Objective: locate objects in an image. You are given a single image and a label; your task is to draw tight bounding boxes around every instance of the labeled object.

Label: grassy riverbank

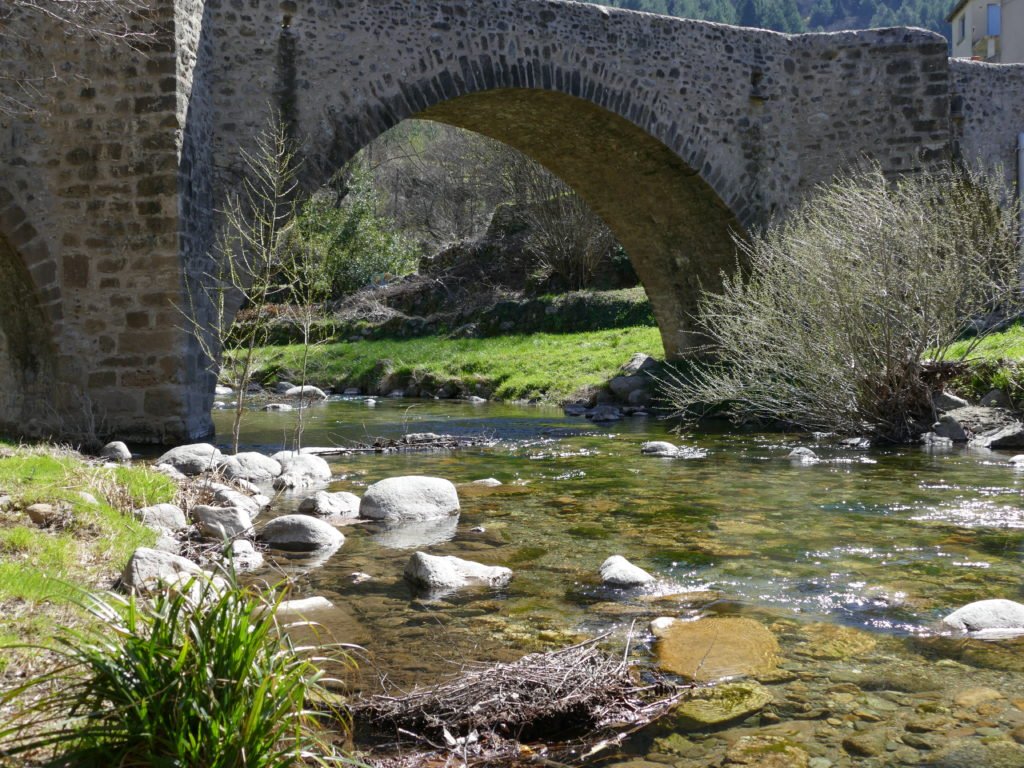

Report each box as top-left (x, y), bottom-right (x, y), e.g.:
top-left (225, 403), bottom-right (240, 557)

top-left (250, 326), bottom-right (664, 402)
top-left (0, 445), bottom-right (175, 667)
top-left (946, 324), bottom-right (1024, 402)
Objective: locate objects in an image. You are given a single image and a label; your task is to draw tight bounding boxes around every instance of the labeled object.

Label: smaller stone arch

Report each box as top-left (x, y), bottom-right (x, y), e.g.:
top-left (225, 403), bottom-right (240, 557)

top-left (0, 189), bottom-right (61, 437)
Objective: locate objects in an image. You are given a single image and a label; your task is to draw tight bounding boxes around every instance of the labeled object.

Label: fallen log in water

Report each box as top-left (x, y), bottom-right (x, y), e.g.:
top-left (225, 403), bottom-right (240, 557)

top-left (350, 634), bottom-right (692, 767)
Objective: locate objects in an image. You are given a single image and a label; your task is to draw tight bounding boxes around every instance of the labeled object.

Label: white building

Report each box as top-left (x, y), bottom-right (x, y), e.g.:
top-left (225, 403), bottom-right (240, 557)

top-left (947, 0), bottom-right (1024, 62)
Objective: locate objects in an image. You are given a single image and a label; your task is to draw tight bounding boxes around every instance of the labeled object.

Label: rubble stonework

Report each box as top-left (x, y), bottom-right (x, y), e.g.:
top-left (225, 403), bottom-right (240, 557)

top-left (0, 0), bottom-right (1020, 443)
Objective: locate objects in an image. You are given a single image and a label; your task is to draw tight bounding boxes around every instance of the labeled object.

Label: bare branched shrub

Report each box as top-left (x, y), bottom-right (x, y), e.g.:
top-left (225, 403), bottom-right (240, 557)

top-left (662, 164), bottom-right (1023, 442)
top-left (506, 161), bottom-right (617, 291)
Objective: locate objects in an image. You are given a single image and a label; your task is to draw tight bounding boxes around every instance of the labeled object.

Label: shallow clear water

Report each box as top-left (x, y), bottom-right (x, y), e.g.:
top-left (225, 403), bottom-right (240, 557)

top-left (214, 397), bottom-right (1024, 766)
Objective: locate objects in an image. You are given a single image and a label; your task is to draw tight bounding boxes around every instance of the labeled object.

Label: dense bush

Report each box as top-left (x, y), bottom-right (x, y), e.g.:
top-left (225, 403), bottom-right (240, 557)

top-left (0, 577), bottom-right (352, 767)
top-left (295, 167), bottom-right (419, 299)
top-left (662, 165), bottom-right (1023, 442)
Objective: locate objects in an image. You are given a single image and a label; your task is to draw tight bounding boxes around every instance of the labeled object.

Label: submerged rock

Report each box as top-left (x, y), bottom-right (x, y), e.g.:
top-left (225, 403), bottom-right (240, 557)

top-left (370, 516), bottom-right (459, 549)
top-left (263, 403), bottom-right (293, 412)
top-left (943, 599), bottom-right (1024, 636)
top-left (725, 735), bottom-right (809, 768)
top-left (652, 616), bottom-right (780, 682)
top-left (672, 681), bottom-right (774, 730)
top-left (787, 447), bottom-right (818, 463)
top-left (360, 476), bottom-right (460, 521)
top-left (600, 555), bottom-right (655, 587)
top-left (403, 551), bottom-right (512, 591)
top-left (155, 443), bottom-right (223, 476)
top-left (259, 513), bottom-right (344, 552)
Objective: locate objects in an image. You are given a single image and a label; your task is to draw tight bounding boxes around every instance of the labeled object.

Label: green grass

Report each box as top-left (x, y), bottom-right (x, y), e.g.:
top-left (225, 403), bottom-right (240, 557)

top-left (251, 326), bottom-right (664, 402)
top-left (945, 323), bottom-right (1024, 361)
top-left (0, 580), bottom-right (352, 767)
top-left (0, 448), bottom-right (174, 661)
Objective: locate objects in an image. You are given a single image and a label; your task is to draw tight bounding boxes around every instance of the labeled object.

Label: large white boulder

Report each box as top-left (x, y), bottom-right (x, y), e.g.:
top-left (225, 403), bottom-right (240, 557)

top-left (943, 599), bottom-right (1024, 637)
top-left (100, 441), bottom-right (132, 462)
top-left (259, 514), bottom-right (344, 552)
top-left (218, 452), bottom-right (282, 482)
top-left (641, 441), bottom-right (679, 458)
top-left (155, 443), bottom-right (223, 476)
top-left (271, 452), bottom-right (332, 490)
top-left (133, 503), bottom-right (188, 532)
top-left (120, 547), bottom-right (203, 593)
top-left (360, 476), bottom-right (460, 521)
top-left (403, 552), bottom-right (512, 591)
top-left (298, 490), bottom-right (360, 518)
top-left (284, 385), bottom-right (328, 400)
top-left (600, 555), bottom-right (655, 588)
top-left (276, 596), bottom-right (334, 616)
top-left (192, 504), bottom-right (252, 540)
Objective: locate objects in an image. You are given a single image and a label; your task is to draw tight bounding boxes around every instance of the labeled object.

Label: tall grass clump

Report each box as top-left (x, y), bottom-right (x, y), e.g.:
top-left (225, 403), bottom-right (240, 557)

top-left (663, 164), bottom-right (1023, 441)
top-left (0, 577), bottom-right (352, 767)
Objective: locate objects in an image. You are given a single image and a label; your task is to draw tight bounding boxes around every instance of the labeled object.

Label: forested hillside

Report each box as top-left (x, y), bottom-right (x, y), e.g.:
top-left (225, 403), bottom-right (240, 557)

top-left (591, 0), bottom-right (953, 38)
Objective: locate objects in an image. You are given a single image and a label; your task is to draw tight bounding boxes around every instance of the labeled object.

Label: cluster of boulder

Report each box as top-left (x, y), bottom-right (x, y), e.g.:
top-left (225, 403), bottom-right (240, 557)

top-left (563, 353), bottom-right (661, 422)
top-left (928, 389), bottom-right (1024, 448)
top-left (105, 436), bottom-right (677, 601)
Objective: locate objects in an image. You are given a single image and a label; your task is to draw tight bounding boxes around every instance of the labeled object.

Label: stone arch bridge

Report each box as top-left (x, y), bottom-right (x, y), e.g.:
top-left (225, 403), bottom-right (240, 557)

top-left (1, 0), bottom-right (1022, 443)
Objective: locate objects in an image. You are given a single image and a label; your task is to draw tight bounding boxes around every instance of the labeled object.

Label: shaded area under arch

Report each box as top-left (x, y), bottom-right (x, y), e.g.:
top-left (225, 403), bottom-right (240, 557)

top-left (413, 89), bottom-right (743, 358)
top-left (0, 233), bottom-right (58, 437)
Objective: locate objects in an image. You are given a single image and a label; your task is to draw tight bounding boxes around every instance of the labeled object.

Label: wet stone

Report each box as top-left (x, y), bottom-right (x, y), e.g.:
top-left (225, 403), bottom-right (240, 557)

top-left (842, 730), bottom-right (887, 757)
top-left (653, 616), bottom-right (780, 682)
top-left (724, 734), bottom-right (809, 767)
top-left (672, 681), bottom-right (774, 730)
top-left (796, 623), bottom-right (877, 660)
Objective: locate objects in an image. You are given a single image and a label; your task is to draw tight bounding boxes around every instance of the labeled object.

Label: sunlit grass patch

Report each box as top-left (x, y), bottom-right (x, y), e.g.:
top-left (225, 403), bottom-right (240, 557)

top-left (0, 448), bottom-right (175, 668)
top-left (252, 326), bottom-right (664, 402)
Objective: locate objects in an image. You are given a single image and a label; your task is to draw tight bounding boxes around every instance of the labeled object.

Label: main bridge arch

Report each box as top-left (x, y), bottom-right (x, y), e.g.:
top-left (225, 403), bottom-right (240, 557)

top-left (322, 89), bottom-right (744, 359)
top-left (205, 0), bottom-right (952, 360)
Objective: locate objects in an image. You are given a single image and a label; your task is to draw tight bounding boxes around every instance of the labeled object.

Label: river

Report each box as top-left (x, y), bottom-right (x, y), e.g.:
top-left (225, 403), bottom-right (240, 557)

top-left (213, 396), bottom-right (1024, 766)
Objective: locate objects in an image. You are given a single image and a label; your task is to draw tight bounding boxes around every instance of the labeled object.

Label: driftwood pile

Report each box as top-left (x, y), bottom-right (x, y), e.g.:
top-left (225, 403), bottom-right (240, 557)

top-left (351, 636), bottom-right (691, 767)
top-left (308, 432), bottom-right (496, 456)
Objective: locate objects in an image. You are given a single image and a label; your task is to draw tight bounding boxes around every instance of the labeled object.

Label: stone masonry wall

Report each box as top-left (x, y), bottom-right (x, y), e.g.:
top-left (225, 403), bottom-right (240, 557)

top-left (0, 0), bottom-right (212, 442)
top-left (950, 60), bottom-right (1024, 187)
top-left (202, 1), bottom-right (951, 356)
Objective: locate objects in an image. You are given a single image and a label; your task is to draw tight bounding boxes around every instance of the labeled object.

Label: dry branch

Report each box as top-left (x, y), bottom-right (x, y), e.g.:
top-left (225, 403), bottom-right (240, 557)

top-left (352, 636), bottom-right (691, 767)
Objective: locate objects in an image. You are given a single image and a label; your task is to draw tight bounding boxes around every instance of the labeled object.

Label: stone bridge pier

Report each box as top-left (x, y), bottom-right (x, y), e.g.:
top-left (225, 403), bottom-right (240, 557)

top-left (0, 0), bottom-right (1022, 444)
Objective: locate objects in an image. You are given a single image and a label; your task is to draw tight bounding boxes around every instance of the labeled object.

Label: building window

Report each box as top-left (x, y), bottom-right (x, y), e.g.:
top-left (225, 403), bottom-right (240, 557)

top-left (958, 14), bottom-right (966, 42)
top-left (987, 3), bottom-right (1001, 35)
